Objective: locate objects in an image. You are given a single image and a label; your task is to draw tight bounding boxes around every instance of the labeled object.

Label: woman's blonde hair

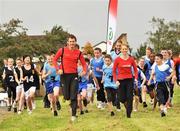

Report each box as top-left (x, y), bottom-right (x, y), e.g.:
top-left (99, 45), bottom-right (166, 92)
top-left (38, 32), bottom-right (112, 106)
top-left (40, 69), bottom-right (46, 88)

top-left (120, 43), bottom-right (129, 49)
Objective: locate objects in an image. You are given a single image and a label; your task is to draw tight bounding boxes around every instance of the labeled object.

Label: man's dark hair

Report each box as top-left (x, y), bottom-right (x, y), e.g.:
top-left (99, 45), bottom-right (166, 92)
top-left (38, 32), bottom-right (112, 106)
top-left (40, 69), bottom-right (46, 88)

top-left (104, 54), bottom-right (112, 61)
top-left (23, 55), bottom-right (32, 61)
top-left (50, 51), bottom-right (55, 55)
top-left (67, 34), bottom-right (77, 42)
top-left (85, 58), bottom-right (90, 64)
top-left (155, 53), bottom-right (163, 59)
top-left (75, 44), bottom-right (80, 49)
top-left (94, 47), bottom-right (102, 53)
top-left (146, 47), bottom-right (153, 53)
top-left (102, 51), bottom-right (106, 55)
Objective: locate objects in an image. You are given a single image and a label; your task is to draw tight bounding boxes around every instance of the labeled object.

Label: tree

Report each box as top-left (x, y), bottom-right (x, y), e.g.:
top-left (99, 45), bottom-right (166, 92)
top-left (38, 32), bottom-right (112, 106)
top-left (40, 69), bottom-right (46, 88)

top-left (136, 17), bottom-right (180, 58)
top-left (0, 18), bottom-right (28, 47)
top-left (135, 43), bottom-right (147, 58)
top-left (147, 17), bottom-right (180, 54)
top-left (83, 42), bottom-right (94, 55)
top-left (44, 25), bottom-right (69, 46)
top-left (0, 19), bottom-right (70, 69)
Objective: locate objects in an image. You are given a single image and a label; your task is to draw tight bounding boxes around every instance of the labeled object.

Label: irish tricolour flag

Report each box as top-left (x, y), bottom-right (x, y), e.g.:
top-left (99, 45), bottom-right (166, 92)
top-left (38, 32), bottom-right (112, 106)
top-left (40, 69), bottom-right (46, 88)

top-left (106, 0), bottom-right (118, 54)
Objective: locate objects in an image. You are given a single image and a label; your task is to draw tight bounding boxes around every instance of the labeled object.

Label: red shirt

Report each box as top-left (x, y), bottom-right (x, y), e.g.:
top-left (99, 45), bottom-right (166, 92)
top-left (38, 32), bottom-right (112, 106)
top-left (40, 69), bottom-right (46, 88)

top-left (53, 47), bottom-right (87, 74)
top-left (113, 56), bottom-right (138, 81)
top-left (174, 58), bottom-right (180, 67)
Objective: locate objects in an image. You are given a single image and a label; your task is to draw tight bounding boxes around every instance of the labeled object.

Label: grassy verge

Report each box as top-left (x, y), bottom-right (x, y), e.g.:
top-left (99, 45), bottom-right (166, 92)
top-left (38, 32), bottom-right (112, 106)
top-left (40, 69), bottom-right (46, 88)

top-left (0, 87), bottom-right (180, 131)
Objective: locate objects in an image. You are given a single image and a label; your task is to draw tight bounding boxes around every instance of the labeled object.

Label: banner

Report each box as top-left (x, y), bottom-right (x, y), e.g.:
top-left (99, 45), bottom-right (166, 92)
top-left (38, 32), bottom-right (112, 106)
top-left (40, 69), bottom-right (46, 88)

top-left (106, 0), bottom-right (118, 54)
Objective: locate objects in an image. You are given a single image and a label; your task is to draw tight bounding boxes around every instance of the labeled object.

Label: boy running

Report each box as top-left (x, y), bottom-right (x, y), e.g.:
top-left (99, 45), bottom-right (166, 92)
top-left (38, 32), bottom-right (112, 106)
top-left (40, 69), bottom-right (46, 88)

top-left (148, 54), bottom-right (174, 117)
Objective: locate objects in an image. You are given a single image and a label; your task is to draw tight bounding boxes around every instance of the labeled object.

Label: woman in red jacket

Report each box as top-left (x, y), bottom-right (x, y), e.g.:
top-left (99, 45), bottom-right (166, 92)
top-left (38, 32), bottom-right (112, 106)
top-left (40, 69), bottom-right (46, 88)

top-left (113, 43), bottom-right (138, 118)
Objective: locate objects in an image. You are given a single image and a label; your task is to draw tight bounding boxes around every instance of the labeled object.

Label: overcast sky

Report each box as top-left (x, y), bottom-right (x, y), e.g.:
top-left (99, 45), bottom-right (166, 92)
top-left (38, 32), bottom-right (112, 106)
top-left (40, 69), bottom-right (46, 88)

top-left (0, 0), bottom-right (180, 51)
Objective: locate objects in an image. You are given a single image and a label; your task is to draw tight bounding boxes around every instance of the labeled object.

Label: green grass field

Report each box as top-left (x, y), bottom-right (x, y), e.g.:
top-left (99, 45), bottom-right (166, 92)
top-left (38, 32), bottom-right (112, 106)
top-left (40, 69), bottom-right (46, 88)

top-left (0, 87), bottom-right (180, 131)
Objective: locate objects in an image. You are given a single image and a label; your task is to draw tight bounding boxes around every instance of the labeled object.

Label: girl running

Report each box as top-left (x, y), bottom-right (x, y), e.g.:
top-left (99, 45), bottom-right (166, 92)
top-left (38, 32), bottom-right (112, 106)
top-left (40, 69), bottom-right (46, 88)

top-left (102, 55), bottom-right (118, 116)
top-left (42, 55), bottom-right (60, 116)
top-left (2, 58), bottom-right (18, 112)
top-left (22, 55), bottom-right (38, 114)
top-left (113, 43), bottom-right (138, 118)
top-left (13, 58), bottom-right (24, 114)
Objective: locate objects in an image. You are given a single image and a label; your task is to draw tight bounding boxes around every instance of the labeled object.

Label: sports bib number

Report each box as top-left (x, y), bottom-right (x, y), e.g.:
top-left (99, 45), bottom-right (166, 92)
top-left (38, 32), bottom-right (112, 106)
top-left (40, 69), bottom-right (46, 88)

top-left (27, 75), bottom-right (34, 83)
top-left (9, 76), bottom-right (14, 82)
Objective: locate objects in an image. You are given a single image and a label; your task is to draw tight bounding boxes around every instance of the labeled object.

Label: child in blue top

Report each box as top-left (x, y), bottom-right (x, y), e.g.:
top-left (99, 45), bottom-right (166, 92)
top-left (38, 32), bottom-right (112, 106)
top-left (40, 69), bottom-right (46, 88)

top-left (77, 59), bottom-right (89, 115)
top-left (133, 67), bottom-right (146, 112)
top-left (42, 55), bottom-right (61, 116)
top-left (102, 55), bottom-right (117, 116)
top-left (143, 53), bottom-right (156, 108)
top-left (90, 48), bottom-right (106, 109)
top-left (148, 54), bottom-right (173, 117)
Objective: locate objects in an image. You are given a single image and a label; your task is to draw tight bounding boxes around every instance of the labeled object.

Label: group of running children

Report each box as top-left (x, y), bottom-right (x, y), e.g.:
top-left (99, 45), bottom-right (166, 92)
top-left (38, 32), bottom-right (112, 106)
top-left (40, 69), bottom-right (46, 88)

top-left (1, 38), bottom-right (180, 119)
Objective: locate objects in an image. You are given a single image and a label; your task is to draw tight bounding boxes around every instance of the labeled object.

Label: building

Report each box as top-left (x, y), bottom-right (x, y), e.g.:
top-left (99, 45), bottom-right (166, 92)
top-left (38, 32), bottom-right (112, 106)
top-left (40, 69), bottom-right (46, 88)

top-left (92, 41), bottom-right (107, 52)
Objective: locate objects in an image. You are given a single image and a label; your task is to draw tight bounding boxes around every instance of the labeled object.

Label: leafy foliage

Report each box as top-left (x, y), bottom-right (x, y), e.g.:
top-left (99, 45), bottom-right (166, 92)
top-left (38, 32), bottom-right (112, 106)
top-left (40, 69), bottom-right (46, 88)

top-left (136, 17), bottom-right (180, 58)
top-left (83, 42), bottom-right (94, 55)
top-left (0, 18), bottom-right (69, 72)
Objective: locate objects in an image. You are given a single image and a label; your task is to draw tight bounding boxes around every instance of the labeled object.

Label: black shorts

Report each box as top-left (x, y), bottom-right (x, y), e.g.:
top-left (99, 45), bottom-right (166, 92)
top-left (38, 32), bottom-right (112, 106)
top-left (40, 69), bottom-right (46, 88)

top-left (7, 84), bottom-right (16, 100)
top-left (117, 78), bottom-right (133, 103)
top-left (105, 88), bottom-right (116, 102)
top-left (156, 82), bottom-right (169, 105)
top-left (60, 73), bottom-right (78, 100)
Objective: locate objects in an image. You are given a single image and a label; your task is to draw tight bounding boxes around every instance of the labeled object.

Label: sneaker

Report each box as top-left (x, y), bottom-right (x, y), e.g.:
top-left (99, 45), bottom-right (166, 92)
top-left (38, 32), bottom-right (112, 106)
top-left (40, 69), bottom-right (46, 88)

top-left (32, 102), bottom-right (36, 110)
top-left (18, 110), bottom-right (22, 115)
top-left (164, 107), bottom-right (167, 114)
top-left (102, 102), bottom-right (106, 108)
top-left (54, 110), bottom-right (58, 116)
top-left (28, 110), bottom-right (32, 115)
top-left (161, 111), bottom-right (166, 117)
top-left (97, 101), bottom-right (102, 109)
top-left (12, 101), bottom-right (16, 109)
top-left (100, 106), bottom-right (105, 110)
top-left (100, 102), bottom-right (106, 110)
top-left (7, 106), bottom-right (11, 111)
top-left (134, 109), bottom-right (137, 112)
top-left (80, 110), bottom-right (84, 115)
top-left (14, 107), bottom-right (17, 113)
top-left (143, 102), bottom-right (148, 108)
top-left (111, 111), bottom-right (115, 116)
top-left (84, 109), bottom-right (89, 113)
top-left (150, 99), bottom-right (154, 105)
top-left (71, 116), bottom-right (77, 122)
top-left (116, 106), bottom-right (121, 112)
top-left (56, 101), bottom-right (61, 111)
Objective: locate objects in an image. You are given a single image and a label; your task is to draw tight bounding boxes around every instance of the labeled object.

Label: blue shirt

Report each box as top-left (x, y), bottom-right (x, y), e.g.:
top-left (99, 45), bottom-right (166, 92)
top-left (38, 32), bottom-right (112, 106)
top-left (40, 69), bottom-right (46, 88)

top-left (78, 64), bottom-right (89, 83)
top-left (102, 64), bottom-right (117, 89)
top-left (137, 68), bottom-right (145, 88)
top-left (44, 63), bottom-right (60, 83)
top-left (154, 64), bottom-right (172, 82)
top-left (110, 50), bottom-right (121, 62)
top-left (90, 57), bottom-right (104, 78)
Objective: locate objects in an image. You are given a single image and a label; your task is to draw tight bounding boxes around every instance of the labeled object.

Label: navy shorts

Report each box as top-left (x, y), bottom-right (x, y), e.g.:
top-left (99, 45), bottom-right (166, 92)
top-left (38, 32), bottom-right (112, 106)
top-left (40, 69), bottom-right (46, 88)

top-left (46, 81), bottom-right (60, 94)
top-left (78, 81), bottom-right (88, 93)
